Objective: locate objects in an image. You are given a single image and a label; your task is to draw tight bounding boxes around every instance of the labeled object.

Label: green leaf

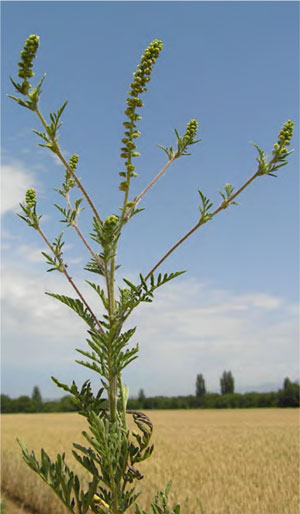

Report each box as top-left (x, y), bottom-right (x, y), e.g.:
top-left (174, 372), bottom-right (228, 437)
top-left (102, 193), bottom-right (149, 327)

top-left (51, 376), bottom-right (73, 393)
top-left (84, 254), bottom-right (105, 276)
top-left (32, 129), bottom-right (50, 143)
top-left (45, 293), bottom-right (95, 328)
top-left (75, 359), bottom-right (103, 376)
top-left (123, 278), bottom-right (138, 291)
top-left (7, 94), bottom-right (32, 109)
top-left (86, 280), bottom-right (108, 309)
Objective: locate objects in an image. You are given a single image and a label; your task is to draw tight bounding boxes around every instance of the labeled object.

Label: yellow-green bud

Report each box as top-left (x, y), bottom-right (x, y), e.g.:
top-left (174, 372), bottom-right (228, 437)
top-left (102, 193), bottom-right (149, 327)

top-left (119, 181), bottom-right (129, 191)
top-left (69, 154), bottom-right (79, 171)
top-left (25, 188), bottom-right (36, 208)
top-left (17, 35), bottom-right (40, 92)
top-left (126, 141), bottom-right (136, 149)
top-left (105, 215), bottom-right (118, 226)
top-left (183, 119), bottom-right (199, 144)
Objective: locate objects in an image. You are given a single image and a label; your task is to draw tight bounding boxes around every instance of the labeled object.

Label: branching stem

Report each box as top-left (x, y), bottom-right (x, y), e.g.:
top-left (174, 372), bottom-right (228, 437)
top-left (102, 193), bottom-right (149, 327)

top-left (126, 157), bottom-right (176, 221)
top-left (36, 225), bottom-right (104, 332)
top-left (72, 222), bottom-right (105, 274)
top-left (64, 192), bottom-right (105, 274)
top-left (35, 107), bottom-right (102, 223)
top-left (145, 168), bottom-right (261, 281)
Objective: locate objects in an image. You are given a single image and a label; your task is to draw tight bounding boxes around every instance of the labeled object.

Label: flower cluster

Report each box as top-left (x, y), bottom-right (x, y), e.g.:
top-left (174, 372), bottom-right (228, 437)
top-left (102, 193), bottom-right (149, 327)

top-left (182, 119), bottom-right (199, 146)
top-left (119, 40), bottom-right (163, 190)
top-left (128, 40), bottom-right (163, 101)
top-left (101, 215), bottom-right (119, 246)
top-left (25, 188), bottom-right (37, 208)
top-left (17, 35), bottom-right (40, 94)
top-left (272, 119), bottom-right (294, 158)
top-left (62, 154), bottom-right (78, 193)
top-left (255, 119), bottom-right (294, 176)
top-left (69, 154), bottom-right (79, 171)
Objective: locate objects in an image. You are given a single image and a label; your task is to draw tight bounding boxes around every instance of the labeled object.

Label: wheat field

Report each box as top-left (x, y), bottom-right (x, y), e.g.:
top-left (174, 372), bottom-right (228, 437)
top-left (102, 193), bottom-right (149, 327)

top-left (1, 409), bottom-right (299, 514)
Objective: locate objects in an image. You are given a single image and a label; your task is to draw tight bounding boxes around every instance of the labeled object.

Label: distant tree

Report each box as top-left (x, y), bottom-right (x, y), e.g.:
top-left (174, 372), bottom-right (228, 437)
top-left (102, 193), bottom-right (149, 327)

top-left (1, 394), bottom-right (14, 413)
top-left (32, 385), bottom-right (42, 403)
top-left (15, 395), bottom-right (35, 413)
top-left (138, 389), bottom-right (146, 408)
top-left (31, 385), bottom-right (42, 411)
top-left (283, 377), bottom-right (292, 390)
top-left (220, 370), bottom-right (235, 395)
top-left (43, 400), bottom-right (60, 413)
top-left (278, 377), bottom-right (300, 407)
top-left (58, 395), bottom-right (78, 412)
top-left (195, 374), bottom-right (206, 397)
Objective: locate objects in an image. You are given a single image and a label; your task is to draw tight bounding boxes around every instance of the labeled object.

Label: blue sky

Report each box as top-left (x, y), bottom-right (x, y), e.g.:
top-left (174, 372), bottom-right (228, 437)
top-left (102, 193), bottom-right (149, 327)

top-left (2, 1), bottom-right (299, 399)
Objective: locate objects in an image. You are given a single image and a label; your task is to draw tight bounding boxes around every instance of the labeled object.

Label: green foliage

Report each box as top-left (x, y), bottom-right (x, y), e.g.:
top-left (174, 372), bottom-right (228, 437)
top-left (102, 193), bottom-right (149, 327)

top-left (41, 232), bottom-right (66, 272)
top-left (135, 481), bottom-right (180, 514)
top-left (220, 370), bottom-right (235, 395)
top-left (46, 293), bottom-right (96, 328)
top-left (8, 33), bottom-right (295, 514)
top-left (278, 377), bottom-right (300, 407)
top-left (198, 190), bottom-right (213, 223)
top-left (2, 384), bottom-right (298, 414)
top-left (218, 183), bottom-right (239, 208)
top-left (195, 374), bottom-right (206, 398)
top-left (158, 119), bottom-right (201, 160)
top-left (17, 188), bottom-right (41, 229)
top-left (252, 120), bottom-right (294, 177)
top-left (32, 386), bottom-right (42, 411)
top-left (138, 389), bottom-right (146, 409)
top-left (33, 101), bottom-right (68, 151)
top-left (17, 438), bottom-right (97, 514)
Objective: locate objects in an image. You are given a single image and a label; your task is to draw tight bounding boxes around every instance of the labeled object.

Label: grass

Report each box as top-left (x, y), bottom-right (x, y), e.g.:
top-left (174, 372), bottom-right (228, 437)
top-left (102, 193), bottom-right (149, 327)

top-left (1, 409), bottom-right (299, 514)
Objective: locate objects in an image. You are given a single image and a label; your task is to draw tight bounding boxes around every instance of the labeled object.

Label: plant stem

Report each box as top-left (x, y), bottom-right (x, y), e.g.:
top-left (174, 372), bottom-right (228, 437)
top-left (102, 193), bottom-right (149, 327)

top-left (65, 190), bottom-right (104, 273)
top-left (35, 107), bottom-right (102, 223)
top-left (36, 225), bottom-right (104, 332)
top-left (144, 168), bottom-right (261, 280)
top-left (72, 222), bottom-right (105, 274)
top-left (127, 157), bottom-right (175, 219)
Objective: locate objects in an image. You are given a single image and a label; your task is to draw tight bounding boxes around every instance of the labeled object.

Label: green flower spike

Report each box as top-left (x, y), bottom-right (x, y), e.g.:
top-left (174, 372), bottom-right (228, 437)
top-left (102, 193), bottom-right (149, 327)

top-left (25, 188), bottom-right (37, 208)
top-left (119, 40), bottom-right (163, 187)
top-left (64, 154), bottom-right (79, 192)
top-left (182, 119), bottom-right (199, 146)
top-left (17, 35), bottom-right (40, 94)
top-left (267, 120), bottom-right (294, 176)
top-left (273, 120), bottom-right (294, 155)
top-left (69, 154), bottom-right (79, 171)
top-left (18, 188), bottom-right (41, 229)
top-left (252, 119), bottom-right (294, 177)
top-left (158, 119), bottom-right (201, 160)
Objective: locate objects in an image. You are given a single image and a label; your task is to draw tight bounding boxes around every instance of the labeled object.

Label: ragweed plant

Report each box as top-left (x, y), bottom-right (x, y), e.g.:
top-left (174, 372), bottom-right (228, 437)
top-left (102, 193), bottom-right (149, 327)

top-left (8, 35), bottom-right (294, 514)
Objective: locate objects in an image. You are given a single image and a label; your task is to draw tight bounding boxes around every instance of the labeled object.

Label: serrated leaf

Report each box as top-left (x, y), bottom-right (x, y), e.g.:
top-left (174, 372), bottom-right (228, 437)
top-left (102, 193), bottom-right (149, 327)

top-left (45, 293), bottom-right (95, 328)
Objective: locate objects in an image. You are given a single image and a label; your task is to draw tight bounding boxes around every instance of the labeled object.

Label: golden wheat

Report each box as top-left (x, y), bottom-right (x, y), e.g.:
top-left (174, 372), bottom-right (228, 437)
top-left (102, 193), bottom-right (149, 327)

top-left (1, 409), bottom-right (299, 514)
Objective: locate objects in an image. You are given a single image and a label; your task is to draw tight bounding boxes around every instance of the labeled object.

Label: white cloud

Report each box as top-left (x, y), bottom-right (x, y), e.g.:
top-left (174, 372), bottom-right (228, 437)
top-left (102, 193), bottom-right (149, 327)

top-left (1, 267), bottom-right (299, 397)
top-left (13, 242), bottom-right (83, 265)
top-left (17, 244), bottom-right (46, 263)
top-left (1, 161), bottom-right (37, 215)
top-left (126, 279), bottom-right (299, 394)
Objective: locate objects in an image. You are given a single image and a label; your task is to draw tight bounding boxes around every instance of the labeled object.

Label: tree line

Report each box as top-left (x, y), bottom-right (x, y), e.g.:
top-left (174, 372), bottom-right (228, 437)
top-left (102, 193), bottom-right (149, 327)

top-left (1, 374), bottom-right (299, 413)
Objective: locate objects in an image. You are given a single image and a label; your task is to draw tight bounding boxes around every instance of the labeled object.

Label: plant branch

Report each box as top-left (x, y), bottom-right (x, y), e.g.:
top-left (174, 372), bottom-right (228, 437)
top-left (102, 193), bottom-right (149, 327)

top-left (72, 222), bottom-right (105, 274)
top-left (36, 225), bottom-right (104, 332)
top-left (63, 192), bottom-right (105, 274)
top-left (35, 107), bottom-right (102, 223)
top-left (144, 168), bottom-right (261, 281)
top-left (125, 157), bottom-right (176, 222)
